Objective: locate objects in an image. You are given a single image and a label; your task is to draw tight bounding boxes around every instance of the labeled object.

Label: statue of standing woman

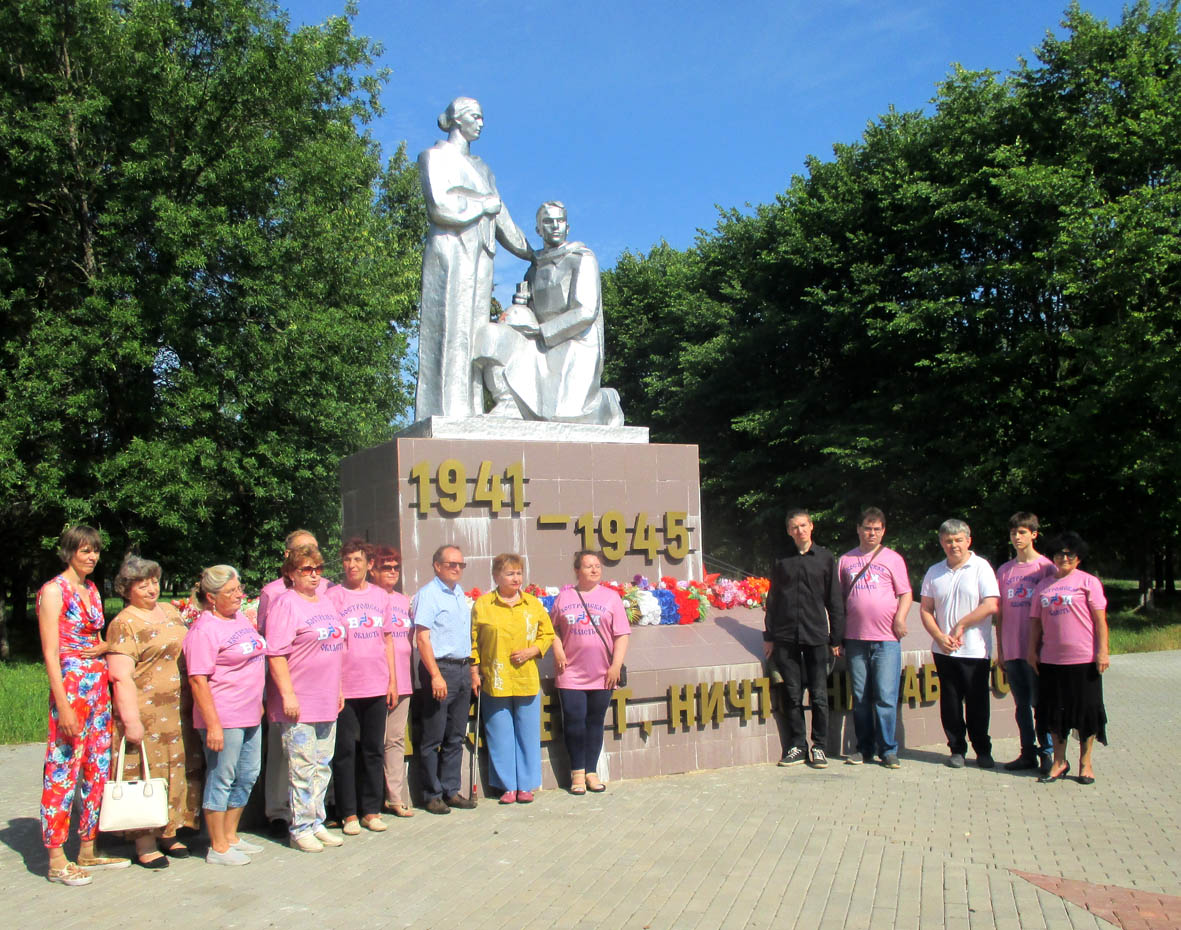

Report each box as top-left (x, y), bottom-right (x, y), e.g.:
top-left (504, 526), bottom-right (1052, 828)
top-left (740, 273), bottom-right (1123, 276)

top-left (414, 97), bottom-right (533, 420)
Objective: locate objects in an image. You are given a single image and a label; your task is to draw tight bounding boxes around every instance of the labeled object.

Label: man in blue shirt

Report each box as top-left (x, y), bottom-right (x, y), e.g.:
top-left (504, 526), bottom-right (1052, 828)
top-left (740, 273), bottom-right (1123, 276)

top-left (413, 545), bottom-right (477, 813)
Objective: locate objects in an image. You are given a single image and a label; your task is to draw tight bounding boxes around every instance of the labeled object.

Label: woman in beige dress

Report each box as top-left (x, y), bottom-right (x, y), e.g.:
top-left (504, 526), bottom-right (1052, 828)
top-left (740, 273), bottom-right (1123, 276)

top-left (106, 555), bottom-right (204, 868)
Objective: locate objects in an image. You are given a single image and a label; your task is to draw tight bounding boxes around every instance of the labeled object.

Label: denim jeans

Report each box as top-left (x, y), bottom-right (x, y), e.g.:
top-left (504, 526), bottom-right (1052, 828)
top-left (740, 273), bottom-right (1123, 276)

top-left (200, 724), bottom-right (262, 811)
top-left (845, 639), bottom-right (902, 758)
top-left (482, 693), bottom-right (541, 792)
top-left (1003, 659), bottom-right (1052, 759)
top-left (558, 688), bottom-right (613, 772)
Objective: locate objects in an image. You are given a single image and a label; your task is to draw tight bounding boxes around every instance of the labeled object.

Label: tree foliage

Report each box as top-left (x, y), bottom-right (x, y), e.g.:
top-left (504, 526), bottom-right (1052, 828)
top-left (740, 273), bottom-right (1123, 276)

top-left (604, 1), bottom-right (1181, 581)
top-left (0, 0), bottom-right (425, 619)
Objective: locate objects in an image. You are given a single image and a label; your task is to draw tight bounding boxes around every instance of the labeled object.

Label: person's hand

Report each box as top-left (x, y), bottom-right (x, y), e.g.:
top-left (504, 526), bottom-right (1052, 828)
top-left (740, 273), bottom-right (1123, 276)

top-left (552, 644), bottom-right (567, 673)
top-left (1097, 651), bottom-right (1110, 674)
top-left (605, 664), bottom-right (622, 690)
top-left (483, 194), bottom-right (502, 216)
top-left (892, 616), bottom-right (908, 639)
top-left (1027, 650), bottom-right (1039, 674)
top-left (832, 645), bottom-right (842, 658)
top-left (387, 684), bottom-right (398, 709)
top-left (282, 692), bottom-right (300, 720)
top-left (950, 622), bottom-right (966, 643)
top-left (509, 647), bottom-right (537, 666)
top-left (762, 641), bottom-right (774, 660)
top-left (81, 641), bottom-right (109, 659)
top-left (56, 703), bottom-right (81, 741)
top-left (431, 673), bottom-right (448, 701)
top-left (470, 667), bottom-right (481, 695)
top-left (509, 318), bottom-right (540, 338)
top-left (123, 718), bottom-right (145, 744)
top-left (205, 724), bottom-right (224, 752)
top-left (936, 631), bottom-right (960, 653)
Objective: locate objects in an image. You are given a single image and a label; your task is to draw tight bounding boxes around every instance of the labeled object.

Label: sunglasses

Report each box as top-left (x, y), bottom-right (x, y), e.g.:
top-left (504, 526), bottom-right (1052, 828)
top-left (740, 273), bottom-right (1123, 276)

top-left (378, 564), bottom-right (400, 572)
top-left (297, 564), bottom-right (325, 576)
top-left (438, 561), bottom-right (467, 570)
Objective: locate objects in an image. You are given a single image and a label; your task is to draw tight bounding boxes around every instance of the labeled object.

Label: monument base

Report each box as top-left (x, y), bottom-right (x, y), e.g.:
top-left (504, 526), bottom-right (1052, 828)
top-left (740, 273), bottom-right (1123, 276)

top-left (399, 416), bottom-right (649, 444)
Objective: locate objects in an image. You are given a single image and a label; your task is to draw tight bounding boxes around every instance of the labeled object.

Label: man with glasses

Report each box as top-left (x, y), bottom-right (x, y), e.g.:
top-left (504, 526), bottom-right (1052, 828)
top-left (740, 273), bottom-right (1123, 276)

top-left (838, 507), bottom-right (912, 769)
top-left (412, 545), bottom-right (477, 813)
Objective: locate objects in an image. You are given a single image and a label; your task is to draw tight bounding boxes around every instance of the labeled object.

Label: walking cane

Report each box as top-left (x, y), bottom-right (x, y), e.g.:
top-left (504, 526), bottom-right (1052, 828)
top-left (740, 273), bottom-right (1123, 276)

top-left (468, 684), bottom-right (482, 804)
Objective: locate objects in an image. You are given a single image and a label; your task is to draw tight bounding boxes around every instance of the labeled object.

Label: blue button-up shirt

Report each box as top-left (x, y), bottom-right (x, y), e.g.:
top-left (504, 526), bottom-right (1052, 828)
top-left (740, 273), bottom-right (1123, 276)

top-left (411, 575), bottom-right (471, 660)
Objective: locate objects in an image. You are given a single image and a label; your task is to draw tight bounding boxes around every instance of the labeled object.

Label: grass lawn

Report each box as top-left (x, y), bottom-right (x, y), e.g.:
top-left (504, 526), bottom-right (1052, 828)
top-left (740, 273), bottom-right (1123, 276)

top-left (0, 659), bottom-right (47, 744)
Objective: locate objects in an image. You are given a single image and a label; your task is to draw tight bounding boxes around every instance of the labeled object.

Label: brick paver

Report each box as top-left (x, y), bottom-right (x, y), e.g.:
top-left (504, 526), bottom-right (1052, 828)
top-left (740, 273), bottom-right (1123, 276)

top-left (1, 650), bottom-right (1177, 929)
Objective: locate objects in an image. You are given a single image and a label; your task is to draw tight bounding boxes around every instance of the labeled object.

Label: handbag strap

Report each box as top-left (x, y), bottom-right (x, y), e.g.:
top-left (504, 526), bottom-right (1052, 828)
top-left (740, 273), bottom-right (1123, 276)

top-left (113, 736), bottom-right (152, 783)
top-left (848, 545), bottom-right (883, 591)
top-left (575, 588), bottom-right (614, 664)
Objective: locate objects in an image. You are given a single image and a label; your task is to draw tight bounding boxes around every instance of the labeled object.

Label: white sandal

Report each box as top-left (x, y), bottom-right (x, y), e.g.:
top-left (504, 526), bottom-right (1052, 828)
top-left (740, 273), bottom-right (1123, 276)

top-left (47, 862), bottom-right (93, 886)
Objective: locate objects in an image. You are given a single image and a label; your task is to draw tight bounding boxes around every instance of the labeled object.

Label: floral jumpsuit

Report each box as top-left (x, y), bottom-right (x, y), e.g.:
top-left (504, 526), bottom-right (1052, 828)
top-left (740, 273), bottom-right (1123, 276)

top-left (40, 575), bottom-right (113, 848)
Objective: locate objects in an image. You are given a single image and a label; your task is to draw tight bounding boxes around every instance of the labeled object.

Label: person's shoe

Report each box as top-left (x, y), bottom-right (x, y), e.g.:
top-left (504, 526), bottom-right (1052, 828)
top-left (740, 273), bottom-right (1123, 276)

top-left (778, 746), bottom-right (806, 766)
top-left (136, 853), bottom-right (169, 870)
top-left (947, 753), bottom-right (966, 768)
top-left (844, 754), bottom-right (866, 765)
top-left (1077, 774), bottom-right (1096, 786)
top-left (362, 815), bottom-right (388, 832)
top-left (384, 802), bottom-right (415, 818)
top-left (1039, 755), bottom-right (1054, 777)
top-left (1038, 761), bottom-right (1071, 784)
top-left (230, 837), bottom-right (263, 854)
top-left (207, 846), bottom-right (252, 865)
top-left (312, 827), bottom-right (344, 847)
top-left (288, 833), bottom-right (323, 854)
top-left (425, 797), bottom-right (451, 815)
top-left (341, 818), bottom-right (361, 836)
top-left (808, 747), bottom-right (828, 768)
top-left (47, 862), bottom-right (92, 886)
top-left (516, 790), bottom-right (534, 803)
top-left (76, 854), bottom-right (130, 871)
top-left (157, 840), bottom-right (190, 859)
top-left (445, 793), bottom-right (477, 809)
top-left (268, 818), bottom-right (290, 838)
top-left (882, 753), bottom-right (901, 769)
top-left (585, 774), bottom-right (607, 793)
top-left (976, 753), bottom-right (996, 769)
top-left (1004, 755), bottom-right (1038, 771)
top-left (499, 790), bottom-right (518, 804)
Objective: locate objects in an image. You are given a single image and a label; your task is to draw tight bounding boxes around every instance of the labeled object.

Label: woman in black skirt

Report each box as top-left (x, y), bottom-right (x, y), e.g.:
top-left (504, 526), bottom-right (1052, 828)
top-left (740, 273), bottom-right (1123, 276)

top-left (1027, 532), bottom-right (1110, 785)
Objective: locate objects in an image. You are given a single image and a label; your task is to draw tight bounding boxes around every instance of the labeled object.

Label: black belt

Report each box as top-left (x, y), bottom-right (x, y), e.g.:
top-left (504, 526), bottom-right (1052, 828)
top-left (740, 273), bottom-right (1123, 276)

top-left (434, 657), bottom-right (472, 665)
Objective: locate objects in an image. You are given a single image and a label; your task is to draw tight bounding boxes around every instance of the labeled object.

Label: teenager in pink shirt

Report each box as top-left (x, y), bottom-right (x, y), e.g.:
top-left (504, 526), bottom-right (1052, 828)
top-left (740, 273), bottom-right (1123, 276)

top-left (370, 545), bottom-right (415, 817)
top-left (550, 550), bottom-right (629, 794)
top-left (1028, 532), bottom-right (1109, 786)
top-left (185, 565), bottom-right (266, 866)
top-left (995, 512), bottom-right (1056, 774)
top-left (327, 539), bottom-right (396, 835)
top-left (265, 544), bottom-right (345, 852)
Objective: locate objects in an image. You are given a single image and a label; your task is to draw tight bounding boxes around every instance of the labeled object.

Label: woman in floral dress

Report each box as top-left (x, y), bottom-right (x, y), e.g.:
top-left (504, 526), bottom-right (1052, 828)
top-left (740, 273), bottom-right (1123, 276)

top-left (38, 525), bottom-right (128, 885)
top-left (106, 555), bottom-right (204, 867)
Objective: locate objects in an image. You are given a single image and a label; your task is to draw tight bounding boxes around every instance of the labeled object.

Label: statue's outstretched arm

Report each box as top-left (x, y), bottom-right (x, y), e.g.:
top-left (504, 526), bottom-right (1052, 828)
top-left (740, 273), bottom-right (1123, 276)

top-left (494, 201), bottom-right (534, 261)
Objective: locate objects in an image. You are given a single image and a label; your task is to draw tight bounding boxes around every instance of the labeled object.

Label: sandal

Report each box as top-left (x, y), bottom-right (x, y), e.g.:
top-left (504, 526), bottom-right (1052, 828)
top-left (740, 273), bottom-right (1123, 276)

top-left (585, 774), bottom-right (606, 793)
top-left (569, 772), bottom-right (587, 795)
top-left (47, 862), bottom-right (93, 886)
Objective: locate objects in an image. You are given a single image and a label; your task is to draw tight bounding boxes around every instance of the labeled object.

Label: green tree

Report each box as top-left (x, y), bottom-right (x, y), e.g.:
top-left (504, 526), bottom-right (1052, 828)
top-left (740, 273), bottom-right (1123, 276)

top-left (0, 0), bottom-right (425, 640)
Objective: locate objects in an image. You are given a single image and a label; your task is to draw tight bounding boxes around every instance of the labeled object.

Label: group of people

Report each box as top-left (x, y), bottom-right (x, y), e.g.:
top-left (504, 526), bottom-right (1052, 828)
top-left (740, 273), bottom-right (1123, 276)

top-left (36, 526), bottom-right (630, 886)
top-left (764, 508), bottom-right (1110, 785)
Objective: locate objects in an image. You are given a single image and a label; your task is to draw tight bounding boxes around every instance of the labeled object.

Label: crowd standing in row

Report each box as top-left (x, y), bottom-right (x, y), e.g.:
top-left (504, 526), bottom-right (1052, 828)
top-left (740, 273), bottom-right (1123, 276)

top-left (36, 527), bottom-right (630, 885)
top-left (765, 507), bottom-right (1110, 786)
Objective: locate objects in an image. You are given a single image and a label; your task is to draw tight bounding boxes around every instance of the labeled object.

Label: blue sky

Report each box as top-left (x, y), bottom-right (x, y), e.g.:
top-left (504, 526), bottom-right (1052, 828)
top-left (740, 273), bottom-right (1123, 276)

top-left (281, 0), bottom-right (1132, 301)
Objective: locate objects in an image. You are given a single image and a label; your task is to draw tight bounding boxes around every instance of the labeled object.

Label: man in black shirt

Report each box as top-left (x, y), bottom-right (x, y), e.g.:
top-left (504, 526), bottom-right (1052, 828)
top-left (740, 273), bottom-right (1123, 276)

top-left (763, 508), bottom-right (845, 768)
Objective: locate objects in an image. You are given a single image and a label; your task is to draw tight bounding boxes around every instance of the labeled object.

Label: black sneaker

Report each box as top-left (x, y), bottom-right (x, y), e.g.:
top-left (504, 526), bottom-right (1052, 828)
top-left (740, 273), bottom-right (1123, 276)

top-left (808, 747), bottom-right (828, 768)
top-left (267, 818), bottom-right (289, 838)
top-left (444, 793), bottom-right (477, 810)
top-left (1004, 755), bottom-right (1038, 771)
top-left (425, 797), bottom-right (451, 815)
top-left (882, 753), bottom-right (901, 769)
top-left (778, 746), bottom-right (806, 766)
top-left (977, 753), bottom-right (996, 769)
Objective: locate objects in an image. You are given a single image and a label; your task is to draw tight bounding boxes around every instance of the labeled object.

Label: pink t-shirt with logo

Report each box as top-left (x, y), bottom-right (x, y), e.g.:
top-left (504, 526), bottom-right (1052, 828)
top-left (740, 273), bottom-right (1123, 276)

top-left (996, 555), bottom-right (1055, 660)
top-left (265, 589), bottom-right (344, 723)
top-left (183, 610), bottom-right (267, 729)
top-left (550, 585), bottom-right (630, 690)
top-left (1030, 569), bottom-right (1107, 665)
top-left (327, 583), bottom-right (392, 700)
top-left (386, 591), bottom-right (413, 697)
top-left (839, 547), bottom-right (912, 641)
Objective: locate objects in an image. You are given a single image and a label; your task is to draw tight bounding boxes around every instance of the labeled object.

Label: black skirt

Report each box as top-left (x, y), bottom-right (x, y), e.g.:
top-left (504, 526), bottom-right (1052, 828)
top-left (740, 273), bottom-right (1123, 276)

top-left (1036, 662), bottom-right (1107, 745)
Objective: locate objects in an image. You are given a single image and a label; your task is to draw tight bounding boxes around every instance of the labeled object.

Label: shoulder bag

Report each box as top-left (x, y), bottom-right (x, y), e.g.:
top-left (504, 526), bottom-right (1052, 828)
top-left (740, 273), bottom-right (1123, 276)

top-left (98, 737), bottom-right (169, 833)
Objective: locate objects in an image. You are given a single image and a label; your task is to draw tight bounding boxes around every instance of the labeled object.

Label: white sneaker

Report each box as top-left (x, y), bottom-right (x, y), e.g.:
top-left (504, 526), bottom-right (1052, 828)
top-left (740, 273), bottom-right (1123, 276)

top-left (206, 846), bottom-right (251, 866)
top-left (231, 837), bottom-right (264, 854)
top-left (289, 832), bottom-right (323, 853)
top-left (312, 827), bottom-right (344, 847)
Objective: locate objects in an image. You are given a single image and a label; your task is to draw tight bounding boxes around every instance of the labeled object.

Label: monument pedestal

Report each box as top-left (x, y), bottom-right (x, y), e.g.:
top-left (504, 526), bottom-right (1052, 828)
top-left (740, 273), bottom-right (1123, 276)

top-left (340, 418), bottom-right (703, 593)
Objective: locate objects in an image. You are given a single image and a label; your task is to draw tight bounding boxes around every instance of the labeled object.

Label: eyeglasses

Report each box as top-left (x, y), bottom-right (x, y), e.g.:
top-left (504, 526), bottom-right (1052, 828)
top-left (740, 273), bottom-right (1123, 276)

top-left (378, 564), bottom-right (400, 572)
top-left (218, 585), bottom-right (244, 597)
top-left (1053, 551), bottom-right (1078, 561)
top-left (438, 561), bottom-right (467, 570)
top-left (297, 565), bottom-right (325, 576)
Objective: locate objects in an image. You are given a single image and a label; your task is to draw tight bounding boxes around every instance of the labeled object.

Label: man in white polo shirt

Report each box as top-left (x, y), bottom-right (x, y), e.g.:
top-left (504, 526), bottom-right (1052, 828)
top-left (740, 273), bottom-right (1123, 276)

top-left (920, 518), bottom-right (1000, 769)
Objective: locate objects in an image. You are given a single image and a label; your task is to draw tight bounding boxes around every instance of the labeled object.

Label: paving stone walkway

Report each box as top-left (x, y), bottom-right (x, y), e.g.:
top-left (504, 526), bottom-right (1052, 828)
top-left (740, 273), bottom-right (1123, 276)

top-left (1, 651), bottom-right (1177, 929)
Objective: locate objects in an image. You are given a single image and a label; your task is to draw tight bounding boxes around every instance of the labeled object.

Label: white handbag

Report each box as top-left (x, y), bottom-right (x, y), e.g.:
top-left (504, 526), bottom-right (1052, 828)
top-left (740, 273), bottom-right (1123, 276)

top-left (98, 737), bottom-right (169, 832)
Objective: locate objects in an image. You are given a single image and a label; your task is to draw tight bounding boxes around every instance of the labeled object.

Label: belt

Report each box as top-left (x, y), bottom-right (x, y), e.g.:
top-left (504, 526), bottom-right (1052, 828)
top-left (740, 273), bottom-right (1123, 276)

top-left (434, 657), bottom-right (471, 665)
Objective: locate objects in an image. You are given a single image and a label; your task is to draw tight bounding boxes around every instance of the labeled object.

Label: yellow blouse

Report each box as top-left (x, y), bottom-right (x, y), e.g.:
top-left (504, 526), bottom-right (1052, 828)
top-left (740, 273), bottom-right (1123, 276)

top-left (471, 590), bottom-right (554, 697)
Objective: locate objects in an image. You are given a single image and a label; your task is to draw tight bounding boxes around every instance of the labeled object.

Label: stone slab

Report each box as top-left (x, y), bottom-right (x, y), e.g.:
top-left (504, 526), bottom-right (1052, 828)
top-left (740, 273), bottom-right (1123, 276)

top-left (398, 415), bottom-right (650, 444)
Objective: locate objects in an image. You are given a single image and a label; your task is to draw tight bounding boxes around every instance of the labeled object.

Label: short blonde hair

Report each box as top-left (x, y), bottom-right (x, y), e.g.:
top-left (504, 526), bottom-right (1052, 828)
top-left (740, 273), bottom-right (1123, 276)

top-left (282, 544), bottom-right (323, 588)
top-left (492, 553), bottom-right (524, 578)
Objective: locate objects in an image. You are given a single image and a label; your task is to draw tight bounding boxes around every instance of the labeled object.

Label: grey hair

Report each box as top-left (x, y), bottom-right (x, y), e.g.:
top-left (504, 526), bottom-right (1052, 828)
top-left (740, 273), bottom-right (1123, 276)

top-left (114, 554), bottom-right (162, 598)
top-left (437, 96), bottom-right (480, 132)
top-left (938, 518), bottom-right (971, 538)
top-left (192, 564), bottom-right (240, 608)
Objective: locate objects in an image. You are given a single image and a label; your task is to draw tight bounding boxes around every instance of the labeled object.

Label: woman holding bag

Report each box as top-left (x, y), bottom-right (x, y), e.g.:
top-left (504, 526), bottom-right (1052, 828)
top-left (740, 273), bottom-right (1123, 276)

top-left (106, 554), bottom-right (203, 868)
top-left (550, 550), bottom-right (630, 794)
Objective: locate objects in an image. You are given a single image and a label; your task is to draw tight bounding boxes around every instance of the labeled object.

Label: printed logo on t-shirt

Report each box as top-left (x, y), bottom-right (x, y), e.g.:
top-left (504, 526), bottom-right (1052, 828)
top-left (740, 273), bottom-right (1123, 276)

top-left (1008, 581), bottom-right (1036, 603)
top-left (1041, 592), bottom-right (1074, 610)
top-left (561, 608), bottom-right (601, 635)
top-left (348, 613), bottom-right (386, 640)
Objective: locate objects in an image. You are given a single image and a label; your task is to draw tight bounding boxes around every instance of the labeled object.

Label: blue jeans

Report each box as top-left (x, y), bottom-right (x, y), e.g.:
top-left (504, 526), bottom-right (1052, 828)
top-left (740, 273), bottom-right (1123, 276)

top-left (200, 724), bottom-right (262, 811)
top-left (845, 640), bottom-right (901, 758)
top-left (1004, 659), bottom-right (1052, 759)
top-left (558, 688), bottom-right (613, 772)
top-left (417, 660), bottom-right (472, 800)
top-left (482, 693), bottom-right (541, 792)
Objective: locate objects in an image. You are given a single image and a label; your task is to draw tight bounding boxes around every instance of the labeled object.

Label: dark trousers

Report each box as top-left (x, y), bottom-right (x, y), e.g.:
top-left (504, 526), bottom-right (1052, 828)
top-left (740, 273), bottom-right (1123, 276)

top-left (417, 660), bottom-right (472, 800)
top-left (332, 694), bottom-right (387, 818)
top-left (773, 641), bottom-right (830, 751)
top-left (932, 653), bottom-right (992, 756)
top-left (558, 688), bottom-right (613, 772)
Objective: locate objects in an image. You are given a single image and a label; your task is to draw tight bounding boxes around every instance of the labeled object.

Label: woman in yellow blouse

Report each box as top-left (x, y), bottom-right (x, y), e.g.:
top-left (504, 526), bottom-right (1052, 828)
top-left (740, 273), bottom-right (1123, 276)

top-left (470, 553), bottom-right (554, 804)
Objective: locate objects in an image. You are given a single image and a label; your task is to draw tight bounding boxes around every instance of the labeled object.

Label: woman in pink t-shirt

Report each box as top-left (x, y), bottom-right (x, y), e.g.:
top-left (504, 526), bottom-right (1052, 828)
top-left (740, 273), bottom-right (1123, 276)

top-left (370, 545), bottom-right (415, 817)
top-left (1028, 532), bottom-right (1109, 786)
top-left (184, 565), bottom-right (266, 866)
top-left (265, 544), bottom-right (345, 852)
top-left (550, 550), bottom-right (630, 795)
